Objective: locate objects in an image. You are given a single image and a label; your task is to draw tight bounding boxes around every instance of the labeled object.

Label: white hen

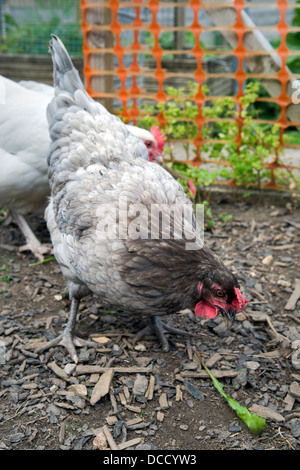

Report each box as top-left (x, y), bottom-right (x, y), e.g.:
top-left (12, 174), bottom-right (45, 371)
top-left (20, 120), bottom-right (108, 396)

top-left (0, 76), bottom-right (164, 260)
top-left (0, 77), bottom-right (52, 260)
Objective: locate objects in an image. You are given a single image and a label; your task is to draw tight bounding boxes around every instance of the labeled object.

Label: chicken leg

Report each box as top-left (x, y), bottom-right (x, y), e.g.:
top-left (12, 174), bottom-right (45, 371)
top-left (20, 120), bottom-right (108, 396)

top-left (12, 212), bottom-right (53, 261)
top-left (37, 297), bottom-right (97, 363)
top-left (133, 315), bottom-right (193, 352)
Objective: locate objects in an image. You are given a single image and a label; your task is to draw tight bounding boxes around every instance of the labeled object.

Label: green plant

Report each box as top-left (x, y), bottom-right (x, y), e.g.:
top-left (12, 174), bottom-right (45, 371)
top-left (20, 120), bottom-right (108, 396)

top-left (193, 347), bottom-right (266, 435)
top-left (137, 79), bottom-right (299, 217)
top-left (202, 81), bottom-right (282, 190)
top-left (1, 10), bottom-right (82, 56)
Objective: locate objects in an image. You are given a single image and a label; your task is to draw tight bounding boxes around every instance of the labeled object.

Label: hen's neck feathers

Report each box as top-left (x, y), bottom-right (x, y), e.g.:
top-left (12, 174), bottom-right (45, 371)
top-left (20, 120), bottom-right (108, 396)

top-left (121, 237), bottom-right (236, 314)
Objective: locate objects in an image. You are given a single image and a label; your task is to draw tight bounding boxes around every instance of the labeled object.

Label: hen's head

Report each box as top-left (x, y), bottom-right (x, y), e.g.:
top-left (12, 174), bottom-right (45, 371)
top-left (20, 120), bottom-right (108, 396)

top-left (194, 271), bottom-right (249, 325)
top-left (144, 126), bottom-right (165, 163)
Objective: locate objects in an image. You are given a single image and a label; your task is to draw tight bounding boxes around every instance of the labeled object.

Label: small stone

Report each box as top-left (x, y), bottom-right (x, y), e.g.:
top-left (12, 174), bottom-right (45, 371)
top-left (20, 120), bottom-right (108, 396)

top-left (179, 424), bottom-right (188, 431)
top-left (292, 349), bottom-right (300, 370)
top-left (47, 404), bottom-right (61, 417)
top-left (183, 380), bottom-right (204, 401)
top-left (289, 419), bottom-right (300, 438)
top-left (132, 374), bottom-right (148, 396)
top-left (68, 384), bottom-right (87, 398)
top-left (93, 430), bottom-right (108, 450)
top-left (9, 433), bottom-right (25, 443)
top-left (134, 343), bottom-right (146, 352)
top-left (245, 361), bottom-right (260, 371)
top-left (64, 363), bottom-right (76, 376)
top-left (65, 394), bottom-right (86, 409)
top-left (290, 381), bottom-right (300, 399)
top-left (277, 279), bottom-right (291, 288)
top-left (229, 422), bottom-right (242, 432)
top-left (262, 255), bottom-right (273, 266)
top-left (157, 411), bottom-right (164, 422)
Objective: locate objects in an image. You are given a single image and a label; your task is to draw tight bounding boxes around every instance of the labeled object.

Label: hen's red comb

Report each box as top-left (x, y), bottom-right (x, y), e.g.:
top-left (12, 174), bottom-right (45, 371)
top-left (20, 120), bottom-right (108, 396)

top-left (150, 126), bottom-right (165, 153)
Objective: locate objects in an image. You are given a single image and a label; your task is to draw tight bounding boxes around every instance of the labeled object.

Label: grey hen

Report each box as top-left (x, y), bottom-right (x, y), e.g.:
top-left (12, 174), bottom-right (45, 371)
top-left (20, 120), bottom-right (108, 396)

top-left (38, 35), bottom-right (248, 362)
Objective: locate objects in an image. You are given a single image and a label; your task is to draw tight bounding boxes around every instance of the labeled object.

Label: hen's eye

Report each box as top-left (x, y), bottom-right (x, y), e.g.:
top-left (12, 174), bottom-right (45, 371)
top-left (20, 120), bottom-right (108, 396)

top-left (216, 290), bottom-right (224, 297)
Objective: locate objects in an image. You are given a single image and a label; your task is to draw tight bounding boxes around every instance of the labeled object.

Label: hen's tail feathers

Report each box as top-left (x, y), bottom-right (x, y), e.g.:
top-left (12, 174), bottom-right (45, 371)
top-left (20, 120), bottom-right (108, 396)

top-left (49, 34), bottom-right (85, 95)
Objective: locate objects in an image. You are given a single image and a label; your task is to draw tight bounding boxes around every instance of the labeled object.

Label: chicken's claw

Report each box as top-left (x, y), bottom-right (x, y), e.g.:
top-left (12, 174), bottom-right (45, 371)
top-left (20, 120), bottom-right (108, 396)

top-left (37, 333), bottom-right (97, 363)
top-left (11, 212), bottom-right (53, 261)
top-left (19, 242), bottom-right (53, 262)
top-left (36, 296), bottom-right (97, 363)
top-left (133, 316), bottom-right (193, 352)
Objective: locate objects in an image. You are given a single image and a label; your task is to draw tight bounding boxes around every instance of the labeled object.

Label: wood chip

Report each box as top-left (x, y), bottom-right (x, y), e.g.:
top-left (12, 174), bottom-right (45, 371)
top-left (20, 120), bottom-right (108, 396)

top-left (180, 370), bottom-right (239, 379)
top-left (102, 425), bottom-right (119, 450)
top-left (24, 337), bottom-right (47, 351)
top-left (59, 422), bottom-right (66, 444)
top-left (249, 404), bottom-right (285, 422)
top-left (90, 369), bottom-right (114, 405)
top-left (118, 391), bottom-right (127, 405)
top-left (157, 411), bottom-right (165, 422)
top-left (75, 365), bottom-right (151, 375)
top-left (266, 243), bottom-right (299, 250)
top-left (285, 278), bottom-right (300, 311)
top-left (175, 384), bottom-right (183, 401)
top-left (22, 382), bottom-right (38, 390)
top-left (90, 335), bottom-right (111, 344)
top-left (206, 353), bottom-right (222, 368)
top-left (67, 384), bottom-right (87, 398)
top-left (118, 438), bottom-right (142, 450)
top-left (159, 392), bottom-right (169, 409)
top-left (110, 392), bottom-right (119, 414)
top-left (145, 374), bottom-right (155, 400)
top-left (124, 404), bottom-right (142, 413)
top-left (123, 386), bottom-right (130, 402)
top-left (106, 415), bottom-right (118, 426)
top-left (125, 417), bottom-right (143, 427)
top-left (48, 361), bottom-right (70, 381)
top-left (89, 373), bottom-right (100, 383)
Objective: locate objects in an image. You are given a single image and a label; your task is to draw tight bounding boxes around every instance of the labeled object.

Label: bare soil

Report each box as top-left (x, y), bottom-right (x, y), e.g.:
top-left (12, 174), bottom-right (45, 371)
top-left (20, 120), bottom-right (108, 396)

top-left (0, 198), bottom-right (300, 451)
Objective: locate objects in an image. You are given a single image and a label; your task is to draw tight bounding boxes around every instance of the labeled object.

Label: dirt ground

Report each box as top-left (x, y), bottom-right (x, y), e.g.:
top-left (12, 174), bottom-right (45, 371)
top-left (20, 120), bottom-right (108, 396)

top-left (0, 196), bottom-right (300, 452)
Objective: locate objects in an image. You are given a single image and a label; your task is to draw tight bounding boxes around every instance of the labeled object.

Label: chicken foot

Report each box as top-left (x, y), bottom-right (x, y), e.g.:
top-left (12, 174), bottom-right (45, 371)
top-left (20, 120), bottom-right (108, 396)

top-left (12, 212), bottom-right (53, 261)
top-left (133, 315), bottom-right (193, 352)
top-left (37, 297), bottom-right (97, 363)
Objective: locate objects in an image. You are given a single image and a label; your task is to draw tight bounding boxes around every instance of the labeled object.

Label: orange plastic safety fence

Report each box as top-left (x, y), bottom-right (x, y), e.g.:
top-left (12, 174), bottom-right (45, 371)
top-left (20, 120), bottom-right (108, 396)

top-left (80, 0), bottom-right (300, 189)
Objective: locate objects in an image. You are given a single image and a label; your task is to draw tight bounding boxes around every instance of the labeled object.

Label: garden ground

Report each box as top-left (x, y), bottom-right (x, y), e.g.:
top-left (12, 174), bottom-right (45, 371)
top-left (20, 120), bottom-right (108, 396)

top-left (0, 196), bottom-right (300, 451)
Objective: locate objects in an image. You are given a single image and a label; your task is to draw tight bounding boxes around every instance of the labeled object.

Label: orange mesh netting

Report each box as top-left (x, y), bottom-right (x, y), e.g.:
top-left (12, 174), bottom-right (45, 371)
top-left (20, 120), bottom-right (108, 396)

top-left (80, 0), bottom-right (300, 188)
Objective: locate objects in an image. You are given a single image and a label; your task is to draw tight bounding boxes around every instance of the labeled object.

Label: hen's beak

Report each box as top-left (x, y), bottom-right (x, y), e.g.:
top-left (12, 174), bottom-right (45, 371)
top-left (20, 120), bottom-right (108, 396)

top-left (219, 307), bottom-right (236, 328)
top-left (153, 154), bottom-right (164, 164)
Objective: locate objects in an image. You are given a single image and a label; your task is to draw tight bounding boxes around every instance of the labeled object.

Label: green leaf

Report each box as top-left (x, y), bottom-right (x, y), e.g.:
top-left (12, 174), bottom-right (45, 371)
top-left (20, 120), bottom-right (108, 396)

top-left (193, 347), bottom-right (266, 435)
top-left (29, 256), bottom-right (55, 267)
